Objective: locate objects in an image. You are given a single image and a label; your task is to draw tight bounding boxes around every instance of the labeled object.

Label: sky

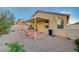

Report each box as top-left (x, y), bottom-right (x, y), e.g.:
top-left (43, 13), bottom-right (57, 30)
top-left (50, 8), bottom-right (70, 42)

top-left (1, 7), bottom-right (79, 24)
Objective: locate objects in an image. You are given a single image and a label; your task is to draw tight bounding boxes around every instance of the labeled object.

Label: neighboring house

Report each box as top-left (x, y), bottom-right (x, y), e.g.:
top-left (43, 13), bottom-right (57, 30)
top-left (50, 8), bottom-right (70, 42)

top-left (67, 22), bottom-right (79, 39)
top-left (16, 19), bottom-right (26, 25)
top-left (68, 22), bottom-right (79, 29)
top-left (27, 10), bottom-right (70, 37)
top-left (11, 19), bottom-right (28, 33)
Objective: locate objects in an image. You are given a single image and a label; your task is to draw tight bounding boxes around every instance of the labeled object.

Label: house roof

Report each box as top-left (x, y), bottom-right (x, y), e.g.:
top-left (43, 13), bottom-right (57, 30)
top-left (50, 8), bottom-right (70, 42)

top-left (31, 10), bottom-right (70, 23)
top-left (71, 22), bottom-right (79, 25)
top-left (17, 19), bottom-right (25, 22)
top-left (16, 19), bottom-right (25, 23)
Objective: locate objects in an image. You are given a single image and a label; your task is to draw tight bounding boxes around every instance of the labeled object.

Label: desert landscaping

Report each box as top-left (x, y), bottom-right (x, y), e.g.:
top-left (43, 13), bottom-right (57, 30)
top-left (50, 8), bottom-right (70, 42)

top-left (0, 29), bottom-right (75, 52)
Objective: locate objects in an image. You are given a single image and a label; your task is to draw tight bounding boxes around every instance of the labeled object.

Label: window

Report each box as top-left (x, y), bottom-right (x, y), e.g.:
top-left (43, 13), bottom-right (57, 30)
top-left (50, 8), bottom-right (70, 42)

top-left (45, 21), bottom-right (49, 28)
top-left (57, 18), bottom-right (64, 29)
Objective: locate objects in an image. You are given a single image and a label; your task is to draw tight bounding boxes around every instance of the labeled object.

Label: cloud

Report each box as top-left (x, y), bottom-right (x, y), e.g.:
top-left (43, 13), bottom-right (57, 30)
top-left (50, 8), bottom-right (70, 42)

top-left (69, 17), bottom-right (79, 24)
top-left (59, 10), bottom-right (72, 14)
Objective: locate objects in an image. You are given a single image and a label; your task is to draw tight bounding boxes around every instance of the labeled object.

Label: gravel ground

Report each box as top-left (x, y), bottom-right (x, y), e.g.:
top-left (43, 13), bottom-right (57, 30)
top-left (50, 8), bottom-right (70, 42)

top-left (0, 31), bottom-right (75, 52)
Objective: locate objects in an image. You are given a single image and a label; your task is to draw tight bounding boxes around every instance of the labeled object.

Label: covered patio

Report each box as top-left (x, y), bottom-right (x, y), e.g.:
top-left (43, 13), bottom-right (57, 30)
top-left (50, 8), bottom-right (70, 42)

top-left (25, 17), bottom-right (49, 39)
top-left (27, 17), bottom-right (49, 32)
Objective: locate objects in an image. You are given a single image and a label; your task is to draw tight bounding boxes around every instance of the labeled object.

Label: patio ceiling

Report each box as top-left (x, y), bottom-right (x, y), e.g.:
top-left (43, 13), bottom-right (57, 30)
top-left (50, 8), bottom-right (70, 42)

top-left (28, 17), bottom-right (48, 22)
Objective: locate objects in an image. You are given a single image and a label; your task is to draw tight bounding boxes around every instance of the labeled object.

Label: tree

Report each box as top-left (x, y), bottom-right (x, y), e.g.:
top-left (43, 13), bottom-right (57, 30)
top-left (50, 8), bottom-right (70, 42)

top-left (0, 9), bottom-right (15, 36)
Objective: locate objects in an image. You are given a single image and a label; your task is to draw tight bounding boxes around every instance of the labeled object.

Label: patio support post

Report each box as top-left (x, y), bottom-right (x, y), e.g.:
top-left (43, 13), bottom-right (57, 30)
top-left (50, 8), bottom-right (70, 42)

top-left (35, 18), bottom-right (36, 40)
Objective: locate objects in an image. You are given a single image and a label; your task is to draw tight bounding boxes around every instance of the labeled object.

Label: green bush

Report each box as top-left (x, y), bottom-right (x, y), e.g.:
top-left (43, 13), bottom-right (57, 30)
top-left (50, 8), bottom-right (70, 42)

top-left (75, 39), bottom-right (79, 45)
top-left (74, 39), bottom-right (79, 52)
top-left (5, 41), bottom-right (26, 52)
top-left (74, 46), bottom-right (79, 52)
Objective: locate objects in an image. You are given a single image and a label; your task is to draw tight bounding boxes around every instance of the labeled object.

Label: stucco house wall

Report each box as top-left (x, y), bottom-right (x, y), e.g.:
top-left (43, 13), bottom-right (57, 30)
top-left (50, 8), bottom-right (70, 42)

top-left (36, 21), bottom-right (48, 33)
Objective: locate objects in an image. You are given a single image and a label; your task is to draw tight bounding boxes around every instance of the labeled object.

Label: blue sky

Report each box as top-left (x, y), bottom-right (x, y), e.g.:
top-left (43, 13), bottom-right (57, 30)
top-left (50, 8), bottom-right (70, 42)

top-left (1, 7), bottom-right (79, 24)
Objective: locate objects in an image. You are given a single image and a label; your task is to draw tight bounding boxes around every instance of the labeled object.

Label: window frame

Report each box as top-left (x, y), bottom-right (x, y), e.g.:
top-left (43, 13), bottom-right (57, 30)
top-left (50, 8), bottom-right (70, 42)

top-left (57, 17), bottom-right (64, 29)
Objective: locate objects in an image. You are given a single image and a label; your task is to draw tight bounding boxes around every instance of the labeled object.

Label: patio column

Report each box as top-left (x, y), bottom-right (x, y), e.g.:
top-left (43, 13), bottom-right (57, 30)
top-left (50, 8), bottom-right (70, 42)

top-left (34, 18), bottom-right (36, 40)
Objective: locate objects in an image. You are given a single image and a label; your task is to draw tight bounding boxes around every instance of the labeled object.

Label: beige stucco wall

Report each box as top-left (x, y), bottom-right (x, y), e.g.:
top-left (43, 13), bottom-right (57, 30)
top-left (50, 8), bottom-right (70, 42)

top-left (74, 24), bottom-right (79, 29)
top-left (32, 12), bottom-right (68, 37)
top-left (36, 21), bottom-right (48, 33)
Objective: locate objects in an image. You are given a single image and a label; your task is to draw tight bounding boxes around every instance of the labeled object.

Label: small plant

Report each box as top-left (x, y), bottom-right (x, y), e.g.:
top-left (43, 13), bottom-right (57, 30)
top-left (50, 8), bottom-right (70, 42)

top-left (74, 46), bottom-right (79, 52)
top-left (75, 38), bottom-right (79, 45)
top-left (5, 41), bottom-right (26, 52)
top-left (74, 39), bottom-right (79, 52)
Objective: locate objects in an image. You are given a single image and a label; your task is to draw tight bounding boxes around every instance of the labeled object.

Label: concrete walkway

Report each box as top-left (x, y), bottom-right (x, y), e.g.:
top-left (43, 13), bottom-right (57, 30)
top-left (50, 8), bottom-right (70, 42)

top-left (0, 32), bottom-right (75, 52)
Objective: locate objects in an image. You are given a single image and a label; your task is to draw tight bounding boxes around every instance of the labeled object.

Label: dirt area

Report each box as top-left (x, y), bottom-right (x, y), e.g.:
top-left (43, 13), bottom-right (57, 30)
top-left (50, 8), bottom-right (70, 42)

top-left (0, 31), bottom-right (75, 52)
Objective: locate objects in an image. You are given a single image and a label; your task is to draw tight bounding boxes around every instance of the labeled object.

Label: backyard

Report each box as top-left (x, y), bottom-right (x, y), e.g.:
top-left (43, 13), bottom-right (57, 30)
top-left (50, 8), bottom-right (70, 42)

top-left (0, 30), bottom-right (75, 52)
top-left (0, 8), bottom-right (77, 52)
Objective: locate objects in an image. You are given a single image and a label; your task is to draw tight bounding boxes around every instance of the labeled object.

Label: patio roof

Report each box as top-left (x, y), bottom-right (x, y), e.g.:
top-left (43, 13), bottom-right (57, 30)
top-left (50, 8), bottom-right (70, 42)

top-left (27, 17), bottom-right (48, 22)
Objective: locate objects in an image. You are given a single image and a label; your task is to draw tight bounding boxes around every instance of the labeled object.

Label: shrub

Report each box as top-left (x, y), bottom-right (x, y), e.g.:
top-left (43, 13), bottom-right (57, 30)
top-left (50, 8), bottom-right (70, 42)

top-left (74, 39), bottom-right (79, 52)
top-left (74, 46), bottom-right (79, 52)
top-left (75, 39), bottom-right (79, 45)
top-left (5, 41), bottom-right (26, 52)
